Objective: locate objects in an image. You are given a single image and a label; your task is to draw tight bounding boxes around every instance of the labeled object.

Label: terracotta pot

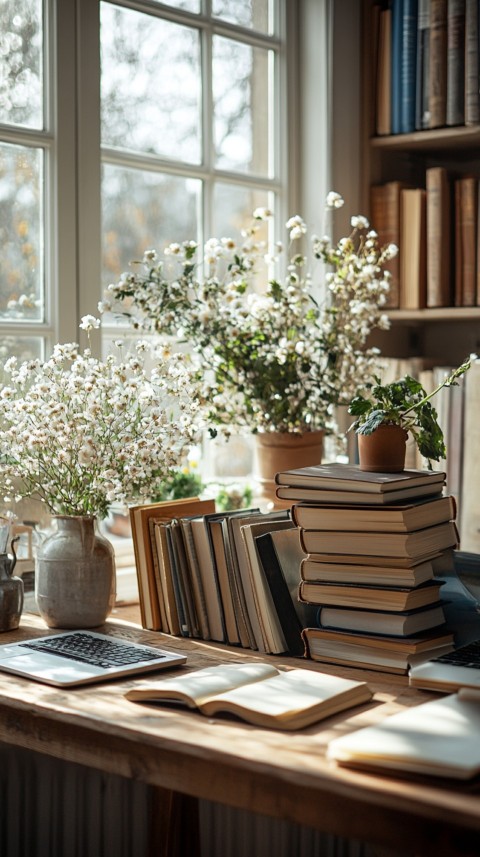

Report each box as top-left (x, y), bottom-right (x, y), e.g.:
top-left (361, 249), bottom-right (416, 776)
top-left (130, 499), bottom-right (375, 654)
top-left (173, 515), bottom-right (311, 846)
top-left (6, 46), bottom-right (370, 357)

top-left (357, 424), bottom-right (408, 473)
top-left (255, 430), bottom-right (324, 507)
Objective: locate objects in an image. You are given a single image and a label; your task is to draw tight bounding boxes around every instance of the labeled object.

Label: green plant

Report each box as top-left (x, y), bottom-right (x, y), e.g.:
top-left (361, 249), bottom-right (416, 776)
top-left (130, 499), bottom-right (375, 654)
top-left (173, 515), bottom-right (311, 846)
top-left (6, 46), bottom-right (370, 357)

top-left (348, 355), bottom-right (477, 467)
top-left (214, 483), bottom-right (254, 512)
top-left (153, 467), bottom-right (205, 502)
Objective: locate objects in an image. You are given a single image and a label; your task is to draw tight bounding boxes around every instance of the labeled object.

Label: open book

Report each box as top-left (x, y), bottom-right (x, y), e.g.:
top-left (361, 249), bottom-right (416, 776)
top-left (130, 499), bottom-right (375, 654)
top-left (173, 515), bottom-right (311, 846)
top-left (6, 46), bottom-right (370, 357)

top-left (125, 662), bottom-right (372, 730)
top-left (328, 688), bottom-right (480, 779)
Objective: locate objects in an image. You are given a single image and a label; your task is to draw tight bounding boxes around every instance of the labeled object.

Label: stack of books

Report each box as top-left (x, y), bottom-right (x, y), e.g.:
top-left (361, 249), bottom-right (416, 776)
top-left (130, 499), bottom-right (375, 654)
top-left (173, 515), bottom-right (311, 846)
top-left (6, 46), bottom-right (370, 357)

top-left (275, 463), bottom-right (459, 674)
top-left (129, 497), bottom-right (316, 656)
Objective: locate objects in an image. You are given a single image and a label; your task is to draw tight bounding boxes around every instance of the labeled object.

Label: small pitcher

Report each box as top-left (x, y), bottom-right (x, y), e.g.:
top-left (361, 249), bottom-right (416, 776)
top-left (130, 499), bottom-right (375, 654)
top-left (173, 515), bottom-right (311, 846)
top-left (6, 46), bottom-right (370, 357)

top-left (0, 537), bottom-right (24, 632)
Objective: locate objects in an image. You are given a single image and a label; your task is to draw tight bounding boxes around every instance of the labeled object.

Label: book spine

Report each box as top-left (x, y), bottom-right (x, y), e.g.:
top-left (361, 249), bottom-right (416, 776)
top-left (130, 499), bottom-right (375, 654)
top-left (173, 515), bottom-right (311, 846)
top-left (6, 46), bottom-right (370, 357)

top-left (416, 0), bottom-right (431, 128)
top-left (454, 178), bottom-right (463, 305)
top-left (400, 188), bottom-right (427, 309)
top-left (429, 0), bottom-right (448, 126)
top-left (426, 166), bottom-right (452, 307)
top-left (465, 0), bottom-right (480, 123)
top-left (459, 360), bottom-right (480, 551)
top-left (391, 0), bottom-right (405, 134)
top-left (370, 182), bottom-right (402, 307)
top-left (446, 0), bottom-right (466, 126)
top-left (401, 0), bottom-right (420, 132)
top-left (376, 8), bottom-right (393, 135)
top-left (460, 176), bottom-right (477, 305)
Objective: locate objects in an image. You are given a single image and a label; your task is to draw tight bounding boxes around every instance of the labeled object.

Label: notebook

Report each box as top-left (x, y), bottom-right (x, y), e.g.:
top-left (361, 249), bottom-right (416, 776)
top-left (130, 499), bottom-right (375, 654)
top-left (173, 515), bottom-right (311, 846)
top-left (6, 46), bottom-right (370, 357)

top-left (0, 630), bottom-right (187, 687)
top-left (409, 639), bottom-right (480, 691)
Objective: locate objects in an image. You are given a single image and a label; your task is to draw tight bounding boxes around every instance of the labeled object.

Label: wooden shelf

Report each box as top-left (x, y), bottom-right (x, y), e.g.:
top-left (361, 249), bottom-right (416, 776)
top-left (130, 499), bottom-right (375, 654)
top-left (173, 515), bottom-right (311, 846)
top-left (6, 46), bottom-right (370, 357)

top-left (370, 124), bottom-right (480, 152)
top-left (387, 307), bottom-right (480, 323)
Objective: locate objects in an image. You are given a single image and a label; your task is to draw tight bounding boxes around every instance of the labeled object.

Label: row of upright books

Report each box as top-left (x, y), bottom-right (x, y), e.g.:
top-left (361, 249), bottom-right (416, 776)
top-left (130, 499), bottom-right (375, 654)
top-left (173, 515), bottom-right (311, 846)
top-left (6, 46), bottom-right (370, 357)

top-left (373, 0), bottom-right (480, 137)
top-left (129, 496), bottom-right (316, 656)
top-left (371, 170), bottom-right (480, 310)
top-left (275, 463), bottom-right (458, 674)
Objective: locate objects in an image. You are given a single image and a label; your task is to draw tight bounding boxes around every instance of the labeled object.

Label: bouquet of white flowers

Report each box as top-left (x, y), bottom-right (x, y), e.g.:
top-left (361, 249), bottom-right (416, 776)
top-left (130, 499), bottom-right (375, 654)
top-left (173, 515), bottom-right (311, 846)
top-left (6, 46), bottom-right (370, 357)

top-left (0, 319), bottom-right (199, 518)
top-left (102, 193), bottom-right (397, 436)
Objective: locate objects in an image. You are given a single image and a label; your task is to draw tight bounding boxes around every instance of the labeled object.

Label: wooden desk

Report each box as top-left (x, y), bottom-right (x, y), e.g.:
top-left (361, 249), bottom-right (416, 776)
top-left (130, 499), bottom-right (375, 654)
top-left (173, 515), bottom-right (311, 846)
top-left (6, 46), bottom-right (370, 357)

top-left (0, 610), bottom-right (479, 857)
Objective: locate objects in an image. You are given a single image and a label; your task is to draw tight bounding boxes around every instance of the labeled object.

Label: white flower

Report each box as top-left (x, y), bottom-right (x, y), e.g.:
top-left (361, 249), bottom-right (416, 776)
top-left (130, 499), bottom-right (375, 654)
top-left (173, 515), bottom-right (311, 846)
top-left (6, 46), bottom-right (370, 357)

top-left (79, 315), bottom-right (101, 331)
top-left (351, 215), bottom-right (370, 229)
top-left (326, 191), bottom-right (344, 209)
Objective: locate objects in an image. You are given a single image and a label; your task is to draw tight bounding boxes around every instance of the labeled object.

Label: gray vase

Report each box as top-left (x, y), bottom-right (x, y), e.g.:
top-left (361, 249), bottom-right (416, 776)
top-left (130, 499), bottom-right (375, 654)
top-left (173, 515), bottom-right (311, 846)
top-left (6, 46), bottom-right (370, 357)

top-left (35, 516), bottom-right (116, 629)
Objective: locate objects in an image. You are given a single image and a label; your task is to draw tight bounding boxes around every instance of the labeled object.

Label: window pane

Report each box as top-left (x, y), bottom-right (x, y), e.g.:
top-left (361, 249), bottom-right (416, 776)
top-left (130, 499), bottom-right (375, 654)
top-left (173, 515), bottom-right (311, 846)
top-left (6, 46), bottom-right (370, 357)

top-left (151, 0), bottom-right (200, 12)
top-left (213, 37), bottom-right (270, 175)
top-left (102, 165), bottom-right (200, 284)
top-left (0, 337), bottom-right (43, 363)
top-left (101, 4), bottom-right (201, 163)
top-left (213, 183), bottom-right (272, 287)
top-left (0, 144), bottom-right (43, 322)
top-left (212, 0), bottom-right (272, 33)
top-left (0, 0), bottom-right (43, 129)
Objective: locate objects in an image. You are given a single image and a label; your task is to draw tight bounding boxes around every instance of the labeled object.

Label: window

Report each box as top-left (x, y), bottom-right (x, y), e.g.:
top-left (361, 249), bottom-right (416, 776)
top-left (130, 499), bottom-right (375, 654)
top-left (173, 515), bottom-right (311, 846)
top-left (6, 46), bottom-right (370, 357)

top-left (0, 0), bottom-right (290, 359)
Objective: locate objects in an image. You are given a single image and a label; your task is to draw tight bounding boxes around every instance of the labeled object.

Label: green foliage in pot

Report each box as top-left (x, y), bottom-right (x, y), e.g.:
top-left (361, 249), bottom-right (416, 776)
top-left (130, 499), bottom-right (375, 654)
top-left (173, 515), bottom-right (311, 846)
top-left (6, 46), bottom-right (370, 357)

top-left (348, 355), bottom-right (477, 468)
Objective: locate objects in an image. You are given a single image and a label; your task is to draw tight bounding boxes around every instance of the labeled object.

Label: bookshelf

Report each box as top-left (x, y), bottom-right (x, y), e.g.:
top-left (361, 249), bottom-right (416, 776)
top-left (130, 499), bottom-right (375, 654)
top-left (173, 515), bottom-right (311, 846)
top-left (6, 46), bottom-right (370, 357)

top-left (359, 1), bottom-right (480, 553)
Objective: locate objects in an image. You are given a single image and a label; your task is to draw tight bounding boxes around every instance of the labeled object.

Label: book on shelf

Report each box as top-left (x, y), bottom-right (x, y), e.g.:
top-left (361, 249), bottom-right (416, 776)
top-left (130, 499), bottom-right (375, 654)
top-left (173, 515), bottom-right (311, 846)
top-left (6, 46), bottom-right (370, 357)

top-left (275, 463), bottom-right (446, 493)
top-left (370, 181), bottom-right (404, 307)
top-left (299, 520), bottom-right (458, 560)
top-left (465, 0), bottom-right (479, 124)
top-left (426, 166), bottom-right (451, 307)
top-left (189, 515), bottom-right (226, 643)
top-left (298, 578), bottom-right (445, 612)
top-left (327, 689), bottom-right (480, 780)
top-left (415, 0), bottom-right (431, 129)
top-left (299, 552), bottom-right (449, 588)
top-left (428, 0), bottom-right (448, 127)
top-left (302, 626), bottom-right (454, 675)
top-left (304, 548), bottom-right (451, 569)
top-left (205, 512), bottom-right (243, 646)
top-left (240, 517), bottom-right (295, 654)
top-left (125, 662), bottom-right (373, 731)
top-left (400, 187), bottom-right (427, 309)
top-left (391, 0), bottom-right (404, 135)
top-left (399, 0), bottom-right (419, 133)
top-left (292, 494), bottom-right (456, 533)
top-left (455, 176), bottom-right (477, 307)
top-left (129, 497), bottom-right (215, 631)
top-left (254, 528), bottom-right (317, 657)
top-left (316, 603), bottom-right (447, 637)
top-left (228, 509), bottom-right (291, 652)
top-left (179, 517), bottom-right (211, 641)
top-left (276, 481), bottom-right (445, 506)
top-left (376, 6), bottom-right (392, 135)
top-left (446, 0), bottom-right (466, 127)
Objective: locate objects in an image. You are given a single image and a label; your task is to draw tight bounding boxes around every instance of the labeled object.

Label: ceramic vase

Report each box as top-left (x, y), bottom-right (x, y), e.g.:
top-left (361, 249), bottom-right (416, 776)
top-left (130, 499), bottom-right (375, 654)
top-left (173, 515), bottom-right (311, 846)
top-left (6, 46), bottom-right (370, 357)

top-left (254, 430), bottom-right (324, 507)
top-left (357, 424), bottom-right (408, 472)
top-left (35, 516), bottom-right (116, 629)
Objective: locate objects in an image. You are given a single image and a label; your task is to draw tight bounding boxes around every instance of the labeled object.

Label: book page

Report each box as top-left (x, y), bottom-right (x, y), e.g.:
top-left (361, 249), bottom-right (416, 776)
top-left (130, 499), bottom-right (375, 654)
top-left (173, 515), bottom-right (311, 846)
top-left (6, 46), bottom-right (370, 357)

top-left (328, 693), bottom-right (480, 779)
top-left (127, 662), bottom-right (279, 707)
top-left (201, 669), bottom-right (372, 729)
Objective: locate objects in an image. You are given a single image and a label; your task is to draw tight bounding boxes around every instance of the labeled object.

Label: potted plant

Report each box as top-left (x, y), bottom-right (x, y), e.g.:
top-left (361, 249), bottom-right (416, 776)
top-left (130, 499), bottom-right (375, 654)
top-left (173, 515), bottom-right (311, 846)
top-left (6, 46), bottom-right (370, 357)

top-left (348, 355), bottom-right (477, 472)
top-left (0, 317), bottom-right (198, 628)
top-left (101, 192), bottom-right (397, 499)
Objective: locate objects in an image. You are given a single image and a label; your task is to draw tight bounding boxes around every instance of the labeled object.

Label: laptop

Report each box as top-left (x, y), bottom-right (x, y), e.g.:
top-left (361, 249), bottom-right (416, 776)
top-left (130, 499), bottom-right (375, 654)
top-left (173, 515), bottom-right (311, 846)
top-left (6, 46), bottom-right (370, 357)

top-left (0, 630), bottom-right (187, 687)
top-left (410, 639), bottom-right (480, 692)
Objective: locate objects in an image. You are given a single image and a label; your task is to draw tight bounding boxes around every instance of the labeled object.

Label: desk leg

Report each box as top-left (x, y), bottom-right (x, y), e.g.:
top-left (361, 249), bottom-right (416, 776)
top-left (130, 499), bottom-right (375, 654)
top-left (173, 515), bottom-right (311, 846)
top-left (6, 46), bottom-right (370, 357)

top-left (149, 788), bottom-right (201, 857)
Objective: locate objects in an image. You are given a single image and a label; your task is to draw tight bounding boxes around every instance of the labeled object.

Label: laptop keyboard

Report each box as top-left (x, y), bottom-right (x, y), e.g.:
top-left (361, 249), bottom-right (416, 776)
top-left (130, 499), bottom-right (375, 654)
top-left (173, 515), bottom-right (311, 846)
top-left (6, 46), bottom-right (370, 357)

top-left (434, 639), bottom-right (480, 669)
top-left (19, 632), bottom-right (165, 670)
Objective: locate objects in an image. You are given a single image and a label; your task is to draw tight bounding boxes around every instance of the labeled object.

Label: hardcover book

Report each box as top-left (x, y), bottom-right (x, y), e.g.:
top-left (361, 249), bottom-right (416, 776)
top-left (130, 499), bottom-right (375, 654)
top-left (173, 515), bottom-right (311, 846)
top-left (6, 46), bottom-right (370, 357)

top-left (299, 520), bottom-right (458, 559)
top-left (303, 626), bottom-right (454, 674)
top-left (316, 603), bottom-right (446, 637)
top-left (298, 578), bottom-right (445, 612)
top-left (275, 464), bottom-right (446, 492)
top-left (125, 662), bottom-right (373, 731)
top-left (429, 0), bottom-right (448, 127)
top-left (426, 166), bottom-right (451, 307)
top-left (292, 495), bottom-right (456, 533)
